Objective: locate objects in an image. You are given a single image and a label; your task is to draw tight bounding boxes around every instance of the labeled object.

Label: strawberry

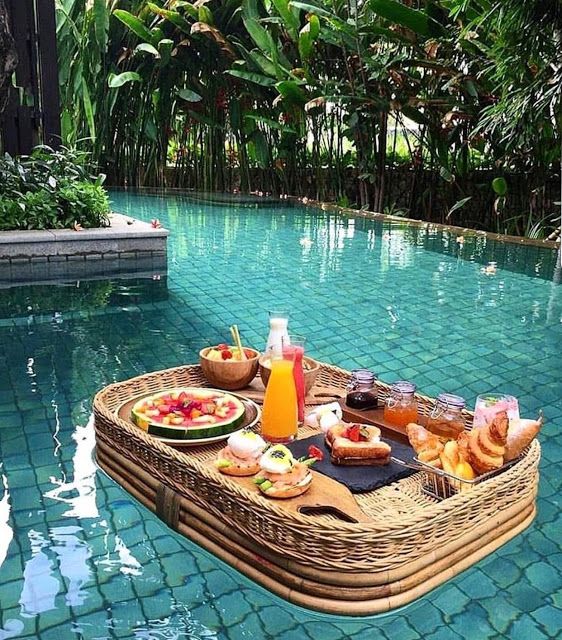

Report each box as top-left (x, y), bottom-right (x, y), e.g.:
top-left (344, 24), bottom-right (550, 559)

top-left (221, 350), bottom-right (233, 360)
top-left (217, 343), bottom-right (229, 350)
top-left (308, 445), bottom-right (324, 461)
top-left (346, 425), bottom-right (361, 442)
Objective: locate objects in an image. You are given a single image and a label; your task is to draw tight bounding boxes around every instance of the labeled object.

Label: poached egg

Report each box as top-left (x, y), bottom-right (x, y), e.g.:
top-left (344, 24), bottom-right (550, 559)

top-left (259, 445), bottom-right (294, 474)
top-left (228, 431), bottom-right (267, 460)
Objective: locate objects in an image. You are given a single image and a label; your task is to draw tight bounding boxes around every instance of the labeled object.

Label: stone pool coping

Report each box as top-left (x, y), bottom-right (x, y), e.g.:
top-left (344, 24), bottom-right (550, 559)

top-left (0, 213), bottom-right (168, 259)
top-left (297, 198), bottom-right (561, 251)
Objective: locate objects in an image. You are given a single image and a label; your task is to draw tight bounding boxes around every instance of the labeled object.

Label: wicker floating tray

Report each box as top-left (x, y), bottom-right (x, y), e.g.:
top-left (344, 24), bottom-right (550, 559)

top-left (93, 363), bottom-right (540, 616)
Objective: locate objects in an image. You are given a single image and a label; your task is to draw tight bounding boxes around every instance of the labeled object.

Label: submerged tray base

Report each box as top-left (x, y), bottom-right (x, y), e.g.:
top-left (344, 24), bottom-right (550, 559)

top-left (96, 441), bottom-right (536, 616)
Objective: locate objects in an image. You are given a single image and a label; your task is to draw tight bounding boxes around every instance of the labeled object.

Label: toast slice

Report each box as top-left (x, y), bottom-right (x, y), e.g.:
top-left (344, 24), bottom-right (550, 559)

top-left (330, 453), bottom-right (391, 466)
top-left (326, 424), bottom-right (391, 466)
top-left (326, 424), bottom-right (381, 447)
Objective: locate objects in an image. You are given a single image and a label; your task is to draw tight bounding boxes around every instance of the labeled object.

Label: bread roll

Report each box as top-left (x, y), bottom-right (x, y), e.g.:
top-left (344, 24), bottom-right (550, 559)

top-left (505, 414), bottom-right (543, 461)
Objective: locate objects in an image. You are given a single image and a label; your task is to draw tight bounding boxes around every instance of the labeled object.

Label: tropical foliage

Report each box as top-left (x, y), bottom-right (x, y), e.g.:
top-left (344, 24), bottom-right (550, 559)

top-left (0, 146), bottom-right (110, 230)
top-left (54, 0), bottom-right (561, 237)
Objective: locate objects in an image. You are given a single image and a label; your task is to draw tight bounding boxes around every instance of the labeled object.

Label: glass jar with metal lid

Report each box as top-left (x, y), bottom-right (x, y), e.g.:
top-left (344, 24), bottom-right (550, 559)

top-left (346, 369), bottom-right (378, 410)
top-left (383, 381), bottom-right (418, 427)
top-left (426, 393), bottom-right (466, 441)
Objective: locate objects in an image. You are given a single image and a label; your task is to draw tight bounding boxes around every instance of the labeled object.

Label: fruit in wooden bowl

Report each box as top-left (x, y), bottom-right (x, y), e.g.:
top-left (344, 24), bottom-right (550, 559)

top-left (200, 345), bottom-right (260, 390)
top-left (259, 355), bottom-right (321, 395)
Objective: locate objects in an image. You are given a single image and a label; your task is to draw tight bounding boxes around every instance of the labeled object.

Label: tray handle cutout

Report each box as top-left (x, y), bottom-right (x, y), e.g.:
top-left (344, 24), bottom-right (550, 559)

top-left (297, 504), bottom-right (359, 523)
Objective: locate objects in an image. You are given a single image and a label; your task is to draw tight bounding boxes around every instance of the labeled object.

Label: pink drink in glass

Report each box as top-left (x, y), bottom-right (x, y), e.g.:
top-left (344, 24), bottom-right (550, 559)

top-left (473, 394), bottom-right (519, 428)
top-left (282, 336), bottom-right (306, 424)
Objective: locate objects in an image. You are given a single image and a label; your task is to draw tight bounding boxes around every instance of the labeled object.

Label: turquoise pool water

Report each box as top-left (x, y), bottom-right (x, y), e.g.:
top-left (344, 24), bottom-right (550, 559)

top-left (0, 191), bottom-right (560, 639)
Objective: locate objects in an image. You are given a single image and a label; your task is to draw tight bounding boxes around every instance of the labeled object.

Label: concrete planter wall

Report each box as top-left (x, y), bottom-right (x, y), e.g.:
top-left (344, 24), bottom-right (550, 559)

top-left (0, 213), bottom-right (168, 285)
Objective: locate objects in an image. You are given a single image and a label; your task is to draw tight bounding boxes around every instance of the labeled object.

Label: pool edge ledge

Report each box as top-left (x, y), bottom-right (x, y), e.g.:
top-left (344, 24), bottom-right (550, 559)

top-left (0, 213), bottom-right (168, 259)
top-left (0, 213), bottom-right (168, 284)
top-left (297, 197), bottom-right (560, 251)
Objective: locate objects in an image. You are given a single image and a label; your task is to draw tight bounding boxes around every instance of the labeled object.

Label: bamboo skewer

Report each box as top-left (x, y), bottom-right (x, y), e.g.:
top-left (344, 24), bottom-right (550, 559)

top-left (230, 324), bottom-right (247, 361)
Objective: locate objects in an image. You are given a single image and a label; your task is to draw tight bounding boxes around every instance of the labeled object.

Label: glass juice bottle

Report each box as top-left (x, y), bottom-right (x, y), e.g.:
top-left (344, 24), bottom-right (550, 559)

top-left (260, 357), bottom-right (298, 443)
top-left (383, 381), bottom-right (418, 427)
top-left (265, 310), bottom-right (289, 357)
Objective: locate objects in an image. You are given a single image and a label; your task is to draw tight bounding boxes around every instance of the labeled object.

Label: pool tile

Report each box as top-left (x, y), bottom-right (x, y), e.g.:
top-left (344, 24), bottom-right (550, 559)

top-left (531, 604), bottom-right (562, 638)
top-left (525, 561), bottom-right (562, 593)
top-left (507, 614), bottom-right (550, 640)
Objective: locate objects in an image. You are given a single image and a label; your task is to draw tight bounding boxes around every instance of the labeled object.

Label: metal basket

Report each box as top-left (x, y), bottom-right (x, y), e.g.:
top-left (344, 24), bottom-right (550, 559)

top-left (392, 454), bottom-right (524, 501)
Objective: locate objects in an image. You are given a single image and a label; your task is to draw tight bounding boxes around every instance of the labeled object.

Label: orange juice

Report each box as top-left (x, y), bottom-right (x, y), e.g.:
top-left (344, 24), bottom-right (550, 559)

top-left (260, 358), bottom-right (298, 443)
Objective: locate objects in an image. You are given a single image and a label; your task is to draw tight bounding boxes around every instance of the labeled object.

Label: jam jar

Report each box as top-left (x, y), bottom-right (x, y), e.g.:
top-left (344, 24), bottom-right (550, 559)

top-left (426, 393), bottom-right (466, 441)
top-left (346, 369), bottom-right (378, 410)
top-left (383, 381), bottom-right (418, 427)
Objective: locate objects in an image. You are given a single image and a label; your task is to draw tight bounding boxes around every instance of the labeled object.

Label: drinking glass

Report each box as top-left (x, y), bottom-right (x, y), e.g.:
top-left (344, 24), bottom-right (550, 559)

top-left (282, 335), bottom-right (306, 424)
top-left (473, 394), bottom-right (519, 428)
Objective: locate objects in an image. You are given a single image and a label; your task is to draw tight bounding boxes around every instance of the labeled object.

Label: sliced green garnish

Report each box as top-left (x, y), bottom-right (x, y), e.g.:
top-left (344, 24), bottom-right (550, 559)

top-left (215, 459), bottom-right (232, 469)
top-left (259, 480), bottom-right (273, 491)
top-left (254, 476), bottom-right (266, 485)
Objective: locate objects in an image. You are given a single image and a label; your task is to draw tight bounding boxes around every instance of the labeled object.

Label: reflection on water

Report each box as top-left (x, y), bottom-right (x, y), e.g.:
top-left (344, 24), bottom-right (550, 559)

top-left (131, 602), bottom-right (221, 640)
top-left (51, 526), bottom-right (92, 607)
top-left (19, 525), bottom-right (92, 614)
top-left (0, 277), bottom-right (168, 321)
top-left (44, 418), bottom-right (99, 520)
top-left (97, 532), bottom-right (142, 577)
top-left (0, 470), bottom-right (12, 568)
top-left (20, 530), bottom-right (59, 616)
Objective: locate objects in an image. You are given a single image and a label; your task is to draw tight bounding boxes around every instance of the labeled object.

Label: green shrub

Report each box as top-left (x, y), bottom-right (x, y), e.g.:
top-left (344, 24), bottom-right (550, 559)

top-left (58, 183), bottom-right (110, 228)
top-left (0, 146), bottom-right (111, 230)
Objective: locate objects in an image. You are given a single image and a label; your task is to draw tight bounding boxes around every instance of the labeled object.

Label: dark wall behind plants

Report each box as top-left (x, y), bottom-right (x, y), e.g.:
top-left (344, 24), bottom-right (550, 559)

top-left (56, 0), bottom-right (561, 238)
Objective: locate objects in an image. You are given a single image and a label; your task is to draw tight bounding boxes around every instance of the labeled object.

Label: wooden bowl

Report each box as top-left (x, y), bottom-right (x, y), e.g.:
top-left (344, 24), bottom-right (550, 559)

top-left (259, 355), bottom-right (321, 396)
top-left (199, 347), bottom-right (260, 391)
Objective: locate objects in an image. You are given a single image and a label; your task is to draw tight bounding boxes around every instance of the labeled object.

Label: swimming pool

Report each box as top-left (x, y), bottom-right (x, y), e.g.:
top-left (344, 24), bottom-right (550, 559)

top-left (0, 191), bottom-right (560, 639)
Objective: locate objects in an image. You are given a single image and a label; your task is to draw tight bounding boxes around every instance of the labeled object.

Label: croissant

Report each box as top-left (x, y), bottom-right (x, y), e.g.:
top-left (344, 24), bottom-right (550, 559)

top-left (406, 423), bottom-right (444, 467)
top-left (440, 440), bottom-right (476, 489)
top-left (504, 413), bottom-right (543, 461)
top-left (440, 440), bottom-right (460, 475)
top-left (457, 431), bottom-right (470, 461)
top-left (468, 410), bottom-right (508, 475)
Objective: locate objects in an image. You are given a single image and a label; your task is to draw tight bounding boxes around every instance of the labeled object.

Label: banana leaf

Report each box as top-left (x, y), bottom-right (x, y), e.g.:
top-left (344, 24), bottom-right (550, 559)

top-left (368, 0), bottom-right (447, 39)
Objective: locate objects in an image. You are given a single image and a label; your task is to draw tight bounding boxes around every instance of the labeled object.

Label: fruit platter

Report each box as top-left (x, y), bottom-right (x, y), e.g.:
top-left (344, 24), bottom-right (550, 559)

top-left (93, 361), bottom-right (541, 616)
top-left (127, 387), bottom-right (260, 443)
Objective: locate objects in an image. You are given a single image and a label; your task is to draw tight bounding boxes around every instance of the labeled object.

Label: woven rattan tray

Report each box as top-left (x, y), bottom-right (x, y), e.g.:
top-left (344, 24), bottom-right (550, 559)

top-left (93, 363), bottom-right (540, 615)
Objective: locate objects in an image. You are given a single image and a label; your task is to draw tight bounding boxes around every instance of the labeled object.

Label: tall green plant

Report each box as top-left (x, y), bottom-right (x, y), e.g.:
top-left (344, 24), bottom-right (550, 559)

top-left (55, 0), bottom-right (560, 238)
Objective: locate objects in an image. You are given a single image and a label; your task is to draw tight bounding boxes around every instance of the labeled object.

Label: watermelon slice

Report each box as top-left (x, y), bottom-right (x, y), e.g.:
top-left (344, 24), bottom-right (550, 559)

top-left (131, 388), bottom-right (246, 440)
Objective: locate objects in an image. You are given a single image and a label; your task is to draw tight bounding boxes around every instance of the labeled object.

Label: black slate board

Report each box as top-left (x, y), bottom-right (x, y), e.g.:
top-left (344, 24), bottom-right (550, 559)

top-left (288, 434), bottom-right (415, 494)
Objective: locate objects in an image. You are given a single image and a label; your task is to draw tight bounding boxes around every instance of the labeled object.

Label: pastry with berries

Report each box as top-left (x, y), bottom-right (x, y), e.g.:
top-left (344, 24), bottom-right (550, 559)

top-left (325, 423), bottom-right (391, 466)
